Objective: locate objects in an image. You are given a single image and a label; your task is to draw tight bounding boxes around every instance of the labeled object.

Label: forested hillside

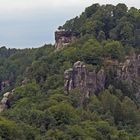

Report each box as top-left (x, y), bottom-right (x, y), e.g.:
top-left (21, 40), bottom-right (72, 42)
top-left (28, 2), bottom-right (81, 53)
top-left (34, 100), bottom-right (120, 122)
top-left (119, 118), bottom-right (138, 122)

top-left (0, 3), bottom-right (140, 140)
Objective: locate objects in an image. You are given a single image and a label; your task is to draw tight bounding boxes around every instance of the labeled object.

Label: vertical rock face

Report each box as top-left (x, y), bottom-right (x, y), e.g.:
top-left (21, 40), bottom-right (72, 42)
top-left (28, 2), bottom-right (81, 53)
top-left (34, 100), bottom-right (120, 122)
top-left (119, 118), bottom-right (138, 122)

top-left (117, 55), bottom-right (140, 100)
top-left (64, 55), bottom-right (140, 102)
top-left (117, 54), bottom-right (140, 83)
top-left (64, 68), bottom-right (73, 95)
top-left (55, 29), bottom-right (77, 50)
top-left (64, 61), bottom-right (106, 98)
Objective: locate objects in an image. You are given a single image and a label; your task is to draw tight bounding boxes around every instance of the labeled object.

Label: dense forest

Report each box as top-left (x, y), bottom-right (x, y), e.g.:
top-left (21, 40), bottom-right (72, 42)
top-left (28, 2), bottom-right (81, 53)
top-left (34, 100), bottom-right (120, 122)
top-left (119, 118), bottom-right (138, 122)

top-left (0, 3), bottom-right (140, 140)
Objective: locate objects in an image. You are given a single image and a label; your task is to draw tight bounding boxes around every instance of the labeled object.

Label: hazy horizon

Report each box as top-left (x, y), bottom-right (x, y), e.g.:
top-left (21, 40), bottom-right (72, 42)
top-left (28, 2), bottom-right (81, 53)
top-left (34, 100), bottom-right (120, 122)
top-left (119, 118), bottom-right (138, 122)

top-left (0, 0), bottom-right (140, 49)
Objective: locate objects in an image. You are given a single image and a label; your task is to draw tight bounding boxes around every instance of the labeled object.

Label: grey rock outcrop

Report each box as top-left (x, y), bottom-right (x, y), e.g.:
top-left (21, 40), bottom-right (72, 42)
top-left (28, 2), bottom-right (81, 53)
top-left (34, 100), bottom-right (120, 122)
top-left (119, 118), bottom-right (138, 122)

top-left (0, 89), bottom-right (14, 112)
top-left (117, 55), bottom-right (139, 83)
top-left (55, 28), bottom-right (77, 50)
top-left (117, 54), bottom-right (140, 101)
top-left (64, 55), bottom-right (140, 102)
top-left (64, 61), bottom-right (106, 98)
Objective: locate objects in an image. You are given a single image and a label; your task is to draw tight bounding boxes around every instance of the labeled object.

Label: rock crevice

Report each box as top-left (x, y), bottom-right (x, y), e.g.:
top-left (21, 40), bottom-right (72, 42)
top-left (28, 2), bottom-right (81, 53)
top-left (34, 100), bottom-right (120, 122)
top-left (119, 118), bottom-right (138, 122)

top-left (64, 55), bottom-right (140, 101)
top-left (64, 61), bottom-right (106, 98)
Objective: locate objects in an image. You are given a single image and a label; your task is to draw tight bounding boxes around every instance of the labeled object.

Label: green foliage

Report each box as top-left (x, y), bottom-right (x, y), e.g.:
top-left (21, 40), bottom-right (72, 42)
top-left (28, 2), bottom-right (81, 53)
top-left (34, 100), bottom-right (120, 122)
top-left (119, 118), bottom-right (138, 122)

top-left (103, 41), bottom-right (125, 60)
top-left (63, 3), bottom-right (140, 48)
top-left (47, 103), bottom-right (80, 126)
top-left (0, 3), bottom-right (140, 140)
top-left (0, 117), bottom-right (38, 140)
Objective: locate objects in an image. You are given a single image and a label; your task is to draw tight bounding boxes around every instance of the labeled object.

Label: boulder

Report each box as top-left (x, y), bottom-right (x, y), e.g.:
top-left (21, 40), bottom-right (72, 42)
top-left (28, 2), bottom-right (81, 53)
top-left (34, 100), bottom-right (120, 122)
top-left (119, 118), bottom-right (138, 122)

top-left (0, 89), bottom-right (15, 112)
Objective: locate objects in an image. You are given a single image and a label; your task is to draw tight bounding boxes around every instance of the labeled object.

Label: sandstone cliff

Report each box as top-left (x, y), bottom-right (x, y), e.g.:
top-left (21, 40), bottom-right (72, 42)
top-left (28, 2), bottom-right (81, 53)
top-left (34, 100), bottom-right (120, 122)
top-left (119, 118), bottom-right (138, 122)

top-left (64, 61), bottom-right (106, 98)
top-left (55, 29), bottom-right (77, 50)
top-left (64, 55), bottom-right (140, 102)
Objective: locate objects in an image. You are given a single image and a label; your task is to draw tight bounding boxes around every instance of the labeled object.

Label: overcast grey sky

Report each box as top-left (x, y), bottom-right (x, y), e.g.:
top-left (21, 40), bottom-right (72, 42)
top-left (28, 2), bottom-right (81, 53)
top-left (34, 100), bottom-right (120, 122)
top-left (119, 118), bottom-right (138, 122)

top-left (0, 0), bottom-right (139, 48)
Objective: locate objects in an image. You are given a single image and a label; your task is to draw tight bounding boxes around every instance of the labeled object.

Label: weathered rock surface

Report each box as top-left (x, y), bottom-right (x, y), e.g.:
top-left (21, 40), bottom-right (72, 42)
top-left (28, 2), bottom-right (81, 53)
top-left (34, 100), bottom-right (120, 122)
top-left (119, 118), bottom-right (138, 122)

top-left (64, 55), bottom-right (140, 102)
top-left (55, 29), bottom-right (77, 50)
top-left (117, 54), bottom-right (140, 101)
top-left (0, 89), bottom-right (14, 112)
top-left (0, 78), bottom-right (28, 112)
top-left (117, 54), bottom-right (140, 83)
top-left (64, 61), bottom-right (106, 98)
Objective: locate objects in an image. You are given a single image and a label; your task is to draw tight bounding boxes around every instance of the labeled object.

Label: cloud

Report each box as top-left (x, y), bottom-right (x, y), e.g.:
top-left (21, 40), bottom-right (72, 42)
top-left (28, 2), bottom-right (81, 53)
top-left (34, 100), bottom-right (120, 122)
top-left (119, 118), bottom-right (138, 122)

top-left (93, 0), bottom-right (140, 8)
top-left (0, 0), bottom-right (91, 8)
top-left (0, 0), bottom-right (94, 48)
top-left (0, 0), bottom-right (139, 48)
top-left (0, 0), bottom-right (92, 13)
top-left (0, 0), bottom-right (139, 19)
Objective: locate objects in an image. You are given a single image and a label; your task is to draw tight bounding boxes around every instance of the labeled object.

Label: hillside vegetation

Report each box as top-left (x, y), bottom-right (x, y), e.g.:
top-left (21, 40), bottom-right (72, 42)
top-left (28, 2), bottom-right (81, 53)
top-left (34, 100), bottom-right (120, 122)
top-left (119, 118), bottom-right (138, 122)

top-left (0, 3), bottom-right (140, 140)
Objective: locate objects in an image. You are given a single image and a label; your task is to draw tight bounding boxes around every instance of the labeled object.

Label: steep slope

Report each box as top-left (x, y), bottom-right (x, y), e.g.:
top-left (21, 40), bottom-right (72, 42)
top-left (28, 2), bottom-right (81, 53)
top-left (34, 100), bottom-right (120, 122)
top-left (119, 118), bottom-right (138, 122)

top-left (0, 3), bottom-right (140, 140)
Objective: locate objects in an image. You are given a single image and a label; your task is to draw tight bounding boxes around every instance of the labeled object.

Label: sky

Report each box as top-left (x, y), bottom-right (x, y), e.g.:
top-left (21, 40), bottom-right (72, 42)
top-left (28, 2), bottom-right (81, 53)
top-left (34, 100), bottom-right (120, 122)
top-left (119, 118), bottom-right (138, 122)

top-left (0, 0), bottom-right (139, 48)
